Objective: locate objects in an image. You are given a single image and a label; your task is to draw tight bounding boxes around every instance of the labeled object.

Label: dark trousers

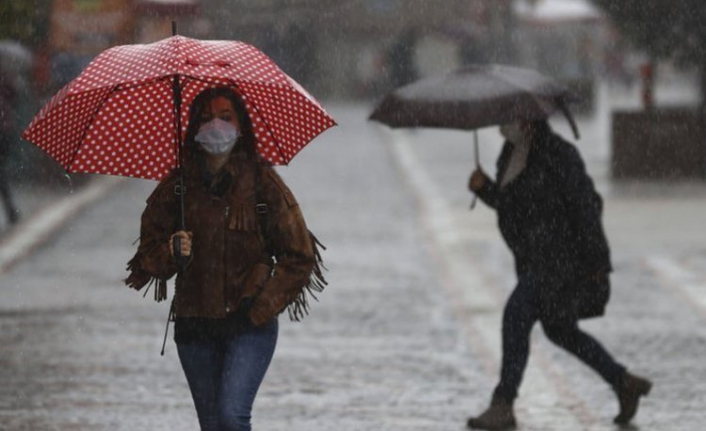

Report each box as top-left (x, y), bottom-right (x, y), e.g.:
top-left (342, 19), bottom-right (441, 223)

top-left (177, 318), bottom-right (278, 431)
top-left (493, 274), bottom-right (625, 401)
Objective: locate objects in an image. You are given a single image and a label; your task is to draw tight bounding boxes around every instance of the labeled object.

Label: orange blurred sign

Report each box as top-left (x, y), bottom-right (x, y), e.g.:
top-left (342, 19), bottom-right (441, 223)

top-left (49, 0), bottom-right (135, 55)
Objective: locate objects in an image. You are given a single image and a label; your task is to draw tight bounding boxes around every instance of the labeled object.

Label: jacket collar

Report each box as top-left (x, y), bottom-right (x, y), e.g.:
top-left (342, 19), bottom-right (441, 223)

top-left (182, 144), bottom-right (260, 200)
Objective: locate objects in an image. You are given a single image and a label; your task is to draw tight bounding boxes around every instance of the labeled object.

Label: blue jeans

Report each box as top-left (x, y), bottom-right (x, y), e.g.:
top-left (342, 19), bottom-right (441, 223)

top-left (176, 319), bottom-right (278, 431)
top-left (493, 274), bottom-right (625, 401)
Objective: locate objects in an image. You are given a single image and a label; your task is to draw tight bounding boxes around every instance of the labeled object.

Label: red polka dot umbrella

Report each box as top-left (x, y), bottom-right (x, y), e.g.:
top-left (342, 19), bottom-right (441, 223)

top-left (22, 35), bottom-right (336, 181)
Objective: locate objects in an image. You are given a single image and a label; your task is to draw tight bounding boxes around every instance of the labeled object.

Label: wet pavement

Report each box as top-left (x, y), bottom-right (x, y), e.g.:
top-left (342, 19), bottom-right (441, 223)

top-left (1, 80), bottom-right (706, 430)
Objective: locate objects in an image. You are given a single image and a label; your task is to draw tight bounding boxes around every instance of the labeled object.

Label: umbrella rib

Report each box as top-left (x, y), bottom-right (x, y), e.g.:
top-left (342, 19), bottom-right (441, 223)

top-left (250, 96), bottom-right (289, 164)
top-left (66, 85), bottom-right (121, 172)
top-left (67, 78), bottom-right (172, 173)
top-left (236, 83), bottom-right (289, 164)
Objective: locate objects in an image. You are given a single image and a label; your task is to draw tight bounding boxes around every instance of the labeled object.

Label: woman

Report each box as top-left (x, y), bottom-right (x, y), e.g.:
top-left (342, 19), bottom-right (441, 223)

top-left (466, 120), bottom-right (651, 430)
top-left (125, 86), bottom-right (325, 431)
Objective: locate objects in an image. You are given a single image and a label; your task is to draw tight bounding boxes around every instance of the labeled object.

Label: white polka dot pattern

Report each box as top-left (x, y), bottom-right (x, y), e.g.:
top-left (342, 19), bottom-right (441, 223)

top-left (22, 36), bottom-right (336, 180)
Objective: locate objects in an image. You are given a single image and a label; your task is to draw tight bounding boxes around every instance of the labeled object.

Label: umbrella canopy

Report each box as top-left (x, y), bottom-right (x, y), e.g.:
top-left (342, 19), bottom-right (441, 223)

top-left (22, 35), bottom-right (336, 181)
top-left (369, 63), bottom-right (579, 137)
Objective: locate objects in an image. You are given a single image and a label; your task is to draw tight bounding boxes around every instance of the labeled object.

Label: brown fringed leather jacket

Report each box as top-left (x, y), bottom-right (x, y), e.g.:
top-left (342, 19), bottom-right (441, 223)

top-left (125, 151), bottom-right (325, 326)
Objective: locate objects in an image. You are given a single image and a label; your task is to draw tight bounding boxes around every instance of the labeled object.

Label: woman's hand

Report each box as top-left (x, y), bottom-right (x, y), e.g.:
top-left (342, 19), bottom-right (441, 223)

top-left (169, 231), bottom-right (193, 257)
top-left (468, 168), bottom-right (489, 192)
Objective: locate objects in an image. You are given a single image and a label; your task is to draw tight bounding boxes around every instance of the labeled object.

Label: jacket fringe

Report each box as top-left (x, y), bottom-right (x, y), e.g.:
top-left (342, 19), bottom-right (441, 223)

top-left (125, 254), bottom-right (168, 302)
top-left (229, 202), bottom-right (259, 232)
top-left (287, 231), bottom-right (328, 321)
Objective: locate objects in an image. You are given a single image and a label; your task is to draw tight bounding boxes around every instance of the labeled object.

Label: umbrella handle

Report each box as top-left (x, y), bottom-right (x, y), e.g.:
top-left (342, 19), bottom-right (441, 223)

top-left (172, 236), bottom-right (187, 270)
top-left (474, 130), bottom-right (480, 169)
top-left (470, 130), bottom-right (479, 210)
top-left (173, 235), bottom-right (181, 258)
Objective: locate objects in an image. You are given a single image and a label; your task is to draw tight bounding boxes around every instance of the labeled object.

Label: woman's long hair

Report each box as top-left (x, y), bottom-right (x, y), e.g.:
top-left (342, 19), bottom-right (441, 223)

top-left (183, 86), bottom-right (259, 163)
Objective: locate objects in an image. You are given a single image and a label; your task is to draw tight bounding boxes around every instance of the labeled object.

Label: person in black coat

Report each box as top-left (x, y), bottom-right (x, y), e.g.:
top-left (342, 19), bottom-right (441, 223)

top-left (0, 69), bottom-right (20, 226)
top-left (466, 120), bottom-right (652, 430)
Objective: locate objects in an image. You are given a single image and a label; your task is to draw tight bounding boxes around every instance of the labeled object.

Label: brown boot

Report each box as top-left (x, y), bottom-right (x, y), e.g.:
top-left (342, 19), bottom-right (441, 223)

top-left (467, 396), bottom-right (516, 430)
top-left (613, 371), bottom-right (652, 425)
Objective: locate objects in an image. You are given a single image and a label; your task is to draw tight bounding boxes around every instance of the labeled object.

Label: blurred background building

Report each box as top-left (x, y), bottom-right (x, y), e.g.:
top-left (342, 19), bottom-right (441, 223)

top-left (3, 0), bottom-right (697, 186)
top-left (3, 0), bottom-right (624, 101)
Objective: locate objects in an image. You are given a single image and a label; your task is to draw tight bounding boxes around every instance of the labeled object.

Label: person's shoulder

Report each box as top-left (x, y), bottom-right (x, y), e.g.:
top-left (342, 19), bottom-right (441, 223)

top-left (544, 133), bottom-right (583, 164)
top-left (536, 134), bottom-right (586, 181)
top-left (260, 164), bottom-right (298, 208)
top-left (146, 169), bottom-right (180, 205)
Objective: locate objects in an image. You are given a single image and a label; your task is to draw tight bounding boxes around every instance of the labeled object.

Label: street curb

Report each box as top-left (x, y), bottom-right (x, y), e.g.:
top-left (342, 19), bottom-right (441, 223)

top-left (0, 177), bottom-right (125, 275)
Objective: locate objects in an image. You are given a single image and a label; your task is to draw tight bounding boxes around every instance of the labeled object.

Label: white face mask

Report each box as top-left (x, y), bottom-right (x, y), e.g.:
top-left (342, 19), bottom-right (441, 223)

top-left (195, 118), bottom-right (239, 155)
top-left (499, 122), bottom-right (526, 145)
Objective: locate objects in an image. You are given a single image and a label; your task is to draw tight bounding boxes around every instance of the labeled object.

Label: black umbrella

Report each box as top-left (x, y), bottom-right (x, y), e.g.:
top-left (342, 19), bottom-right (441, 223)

top-left (369, 63), bottom-right (580, 139)
top-left (369, 64), bottom-right (581, 209)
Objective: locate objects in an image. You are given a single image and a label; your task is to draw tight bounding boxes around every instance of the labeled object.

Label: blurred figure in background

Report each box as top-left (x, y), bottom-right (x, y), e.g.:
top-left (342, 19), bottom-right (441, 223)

top-left (387, 27), bottom-right (419, 89)
top-left (466, 120), bottom-right (652, 430)
top-left (0, 66), bottom-right (20, 226)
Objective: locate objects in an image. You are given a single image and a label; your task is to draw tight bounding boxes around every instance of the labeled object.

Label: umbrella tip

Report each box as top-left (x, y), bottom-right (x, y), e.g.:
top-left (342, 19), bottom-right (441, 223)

top-left (558, 100), bottom-right (580, 140)
top-left (172, 21), bottom-right (177, 36)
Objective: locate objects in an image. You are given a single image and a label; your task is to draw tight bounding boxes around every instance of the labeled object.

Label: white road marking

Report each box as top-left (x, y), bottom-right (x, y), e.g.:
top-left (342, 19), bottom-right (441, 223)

top-left (645, 256), bottom-right (706, 316)
top-left (0, 177), bottom-right (123, 274)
